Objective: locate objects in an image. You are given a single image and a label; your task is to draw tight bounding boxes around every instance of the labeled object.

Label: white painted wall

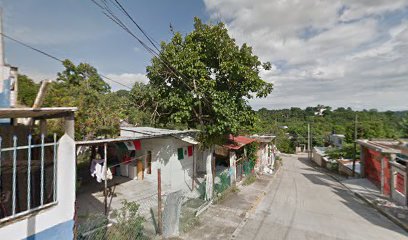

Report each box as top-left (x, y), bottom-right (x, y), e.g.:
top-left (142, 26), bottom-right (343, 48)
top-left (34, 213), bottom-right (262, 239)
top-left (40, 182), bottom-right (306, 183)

top-left (229, 151), bottom-right (236, 185)
top-left (128, 137), bottom-right (195, 193)
top-left (0, 134), bottom-right (76, 239)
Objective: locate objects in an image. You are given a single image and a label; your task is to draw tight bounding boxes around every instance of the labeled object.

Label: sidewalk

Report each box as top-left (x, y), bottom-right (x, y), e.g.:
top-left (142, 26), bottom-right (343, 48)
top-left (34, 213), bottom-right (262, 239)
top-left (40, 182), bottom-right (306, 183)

top-left (303, 155), bottom-right (408, 233)
top-left (180, 174), bottom-right (275, 240)
top-left (341, 178), bottom-right (408, 232)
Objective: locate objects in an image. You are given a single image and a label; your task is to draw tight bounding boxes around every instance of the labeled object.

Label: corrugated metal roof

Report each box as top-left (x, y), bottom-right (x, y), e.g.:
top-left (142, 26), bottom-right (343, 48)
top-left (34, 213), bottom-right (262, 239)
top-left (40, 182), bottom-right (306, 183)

top-left (120, 127), bottom-right (198, 137)
top-left (224, 135), bottom-right (256, 150)
top-left (0, 107), bottom-right (77, 119)
top-left (251, 135), bottom-right (276, 143)
top-left (76, 136), bottom-right (153, 146)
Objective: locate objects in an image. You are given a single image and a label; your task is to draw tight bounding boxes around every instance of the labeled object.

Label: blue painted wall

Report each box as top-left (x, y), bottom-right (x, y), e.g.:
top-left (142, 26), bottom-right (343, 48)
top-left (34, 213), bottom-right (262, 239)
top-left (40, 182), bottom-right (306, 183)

top-left (26, 220), bottom-right (74, 240)
top-left (0, 78), bottom-right (11, 124)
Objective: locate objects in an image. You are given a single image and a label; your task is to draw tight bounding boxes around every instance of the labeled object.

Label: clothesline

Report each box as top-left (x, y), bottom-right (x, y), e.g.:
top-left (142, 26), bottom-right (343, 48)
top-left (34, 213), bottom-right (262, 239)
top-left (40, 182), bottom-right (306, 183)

top-left (106, 152), bottom-right (151, 169)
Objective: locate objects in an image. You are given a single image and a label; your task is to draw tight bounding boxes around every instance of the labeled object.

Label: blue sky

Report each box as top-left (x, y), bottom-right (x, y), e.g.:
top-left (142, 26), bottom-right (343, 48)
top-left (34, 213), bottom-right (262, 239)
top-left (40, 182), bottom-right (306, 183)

top-left (1, 0), bottom-right (408, 111)
top-left (1, 0), bottom-right (208, 87)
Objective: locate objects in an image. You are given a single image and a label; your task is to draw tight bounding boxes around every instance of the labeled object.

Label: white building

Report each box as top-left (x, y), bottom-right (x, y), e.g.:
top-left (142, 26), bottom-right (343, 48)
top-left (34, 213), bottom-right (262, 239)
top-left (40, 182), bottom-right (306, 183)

top-left (329, 134), bottom-right (345, 148)
top-left (120, 127), bottom-right (204, 193)
top-left (0, 108), bottom-right (76, 240)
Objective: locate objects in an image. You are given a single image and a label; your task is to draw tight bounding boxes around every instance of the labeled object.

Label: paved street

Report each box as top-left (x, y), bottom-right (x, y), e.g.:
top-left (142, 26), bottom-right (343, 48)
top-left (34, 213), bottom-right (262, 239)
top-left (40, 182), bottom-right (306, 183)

top-left (236, 154), bottom-right (408, 240)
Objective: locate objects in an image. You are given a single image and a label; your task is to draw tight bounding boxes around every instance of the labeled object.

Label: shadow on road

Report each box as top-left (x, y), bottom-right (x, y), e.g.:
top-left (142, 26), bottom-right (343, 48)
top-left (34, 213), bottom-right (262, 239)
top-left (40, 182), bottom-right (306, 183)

top-left (297, 156), bottom-right (407, 236)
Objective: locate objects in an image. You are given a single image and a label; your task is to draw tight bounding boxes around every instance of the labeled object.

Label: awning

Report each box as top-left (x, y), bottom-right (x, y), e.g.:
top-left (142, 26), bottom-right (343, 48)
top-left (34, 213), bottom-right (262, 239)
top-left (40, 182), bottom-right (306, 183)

top-left (223, 135), bottom-right (256, 150)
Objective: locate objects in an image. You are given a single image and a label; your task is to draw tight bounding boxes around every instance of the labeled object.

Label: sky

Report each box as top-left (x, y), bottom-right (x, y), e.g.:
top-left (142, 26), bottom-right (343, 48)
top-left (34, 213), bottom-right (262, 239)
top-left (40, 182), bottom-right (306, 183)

top-left (1, 0), bottom-right (408, 111)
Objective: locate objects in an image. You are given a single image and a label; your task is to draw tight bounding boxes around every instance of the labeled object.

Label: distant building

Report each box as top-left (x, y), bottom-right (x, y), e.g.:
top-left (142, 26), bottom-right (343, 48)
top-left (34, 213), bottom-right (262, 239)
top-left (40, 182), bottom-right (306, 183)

top-left (329, 134), bottom-right (345, 148)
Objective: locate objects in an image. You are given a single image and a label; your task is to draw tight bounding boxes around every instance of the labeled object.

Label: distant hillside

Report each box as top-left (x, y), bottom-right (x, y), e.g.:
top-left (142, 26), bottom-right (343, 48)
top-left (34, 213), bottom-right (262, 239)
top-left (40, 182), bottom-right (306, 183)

top-left (255, 106), bottom-right (408, 153)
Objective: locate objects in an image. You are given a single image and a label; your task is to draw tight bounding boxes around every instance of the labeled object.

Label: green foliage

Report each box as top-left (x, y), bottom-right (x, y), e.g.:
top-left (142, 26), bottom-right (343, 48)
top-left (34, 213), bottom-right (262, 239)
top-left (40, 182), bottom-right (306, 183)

top-left (43, 59), bottom-right (121, 139)
top-left (146, 18), bottom-right (273, 145)
top-left (214, 172), bottom-right (230, 194)
top-left (78, 200), bottom-right (146, 240)
top-left (109, 200), bottom-right (146, 240)
top-left (17, 74), bottom-right (40, 106)
top-left (325, 144), bottom-right (359, 160)
top-left (243, 174), bottom-right (256, 186)
top-left (255, 105), bottom-right (407, 152)
top-left (400, 115), bottom-right (408, 138)
top-left (245, 142), bottom-right (259, 163)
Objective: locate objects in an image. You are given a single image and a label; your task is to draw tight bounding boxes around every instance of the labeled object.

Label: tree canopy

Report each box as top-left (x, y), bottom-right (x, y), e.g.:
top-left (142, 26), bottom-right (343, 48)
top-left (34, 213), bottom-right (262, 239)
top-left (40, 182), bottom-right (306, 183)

top-left (17, 74), bottom-right (40, 106)
top-left (146, 18), bottom-right (273, 145)
top-left (43, 60), bottom-right (120, 139)
top-left (255, 106), bottom-right (408, 153)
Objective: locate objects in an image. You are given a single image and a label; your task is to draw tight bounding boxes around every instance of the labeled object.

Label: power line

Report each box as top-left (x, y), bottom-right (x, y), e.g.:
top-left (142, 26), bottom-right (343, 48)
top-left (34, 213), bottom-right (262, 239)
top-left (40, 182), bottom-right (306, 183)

top-left (0, 32), bottom-right (133, 90)
top-left (90, 0), bottom-right (212, 105)
top-left (0, 33), bottom-right (63, 63)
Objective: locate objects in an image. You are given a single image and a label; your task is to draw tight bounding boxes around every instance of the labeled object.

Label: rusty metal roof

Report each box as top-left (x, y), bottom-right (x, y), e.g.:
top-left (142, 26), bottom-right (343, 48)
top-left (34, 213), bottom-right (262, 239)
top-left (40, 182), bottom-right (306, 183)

top-left (0, 107), bottom-right (77, 119)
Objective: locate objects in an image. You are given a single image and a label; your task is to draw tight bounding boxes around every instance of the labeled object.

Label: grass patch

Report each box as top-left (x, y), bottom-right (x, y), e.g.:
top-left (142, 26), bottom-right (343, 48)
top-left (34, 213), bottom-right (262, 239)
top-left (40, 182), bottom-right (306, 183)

top-left (213, 185), bottom-right (240, 204)
top-left (243, 174), bottom-right (257, 186)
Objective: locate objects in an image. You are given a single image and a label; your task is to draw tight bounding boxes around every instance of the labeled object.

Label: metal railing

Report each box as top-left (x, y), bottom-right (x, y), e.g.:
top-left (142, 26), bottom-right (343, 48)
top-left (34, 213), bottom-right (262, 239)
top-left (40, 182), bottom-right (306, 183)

top-left (0, 133), bottom-right (58, 222)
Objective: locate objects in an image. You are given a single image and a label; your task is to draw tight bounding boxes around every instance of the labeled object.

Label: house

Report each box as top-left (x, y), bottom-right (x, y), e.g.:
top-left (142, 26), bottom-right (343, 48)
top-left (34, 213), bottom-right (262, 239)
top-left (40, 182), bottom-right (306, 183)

top-left (75, 126), bottom-right (213, 225)
top-left (358, 139), bottom-right (408, 206)
top-left (329, 134), bottom-right (345, 148)
top-left (214, 135), bottom-right (256, 185)
top-left (251, 135), bottom-right (276, 172)
top-left (120, 127), bottom-right (204, 194)
top-left (0, 107), bottom-right (77, 239)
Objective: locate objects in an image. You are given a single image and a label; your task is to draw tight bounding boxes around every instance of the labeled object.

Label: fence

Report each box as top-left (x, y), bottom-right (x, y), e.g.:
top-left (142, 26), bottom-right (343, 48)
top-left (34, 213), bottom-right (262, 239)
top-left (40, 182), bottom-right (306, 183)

top-left (0, 133), bottom-right (58, 222)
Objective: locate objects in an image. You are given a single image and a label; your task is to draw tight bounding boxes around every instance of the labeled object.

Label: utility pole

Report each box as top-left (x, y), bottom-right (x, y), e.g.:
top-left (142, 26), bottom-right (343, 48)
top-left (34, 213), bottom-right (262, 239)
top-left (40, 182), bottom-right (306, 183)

top-left (307, 123), bottom-right (311, 160)
top-left (0, 8), bottom-right (4, 67)
top-left (157, 169), bottom-right (162, 235)
top-left (352, 114), bottom-right (358, 177)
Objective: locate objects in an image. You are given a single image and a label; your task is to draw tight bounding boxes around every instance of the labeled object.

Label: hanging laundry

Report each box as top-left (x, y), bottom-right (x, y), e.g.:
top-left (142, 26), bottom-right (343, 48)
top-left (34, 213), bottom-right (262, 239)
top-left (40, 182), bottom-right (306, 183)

top-left (91, 159), bottom-right (113, 183)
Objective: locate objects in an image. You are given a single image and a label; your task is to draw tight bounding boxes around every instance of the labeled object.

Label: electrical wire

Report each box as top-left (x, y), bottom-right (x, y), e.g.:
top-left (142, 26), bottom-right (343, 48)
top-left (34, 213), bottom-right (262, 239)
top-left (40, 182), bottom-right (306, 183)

top-left (89, 0), bottom-right (212, 105)
top-left (0, 32), bottom-right (133, 90)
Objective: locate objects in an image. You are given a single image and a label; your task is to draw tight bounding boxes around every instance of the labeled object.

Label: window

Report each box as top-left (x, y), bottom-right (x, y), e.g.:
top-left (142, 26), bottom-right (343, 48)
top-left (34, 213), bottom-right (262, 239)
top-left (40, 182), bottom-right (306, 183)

top-left (0, 133), bottom-right (58, 222)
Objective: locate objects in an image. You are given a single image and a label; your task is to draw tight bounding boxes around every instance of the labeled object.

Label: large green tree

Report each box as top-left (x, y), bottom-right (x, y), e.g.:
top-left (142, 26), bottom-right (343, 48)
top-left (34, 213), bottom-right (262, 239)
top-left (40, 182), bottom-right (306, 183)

top-left (146, 18), bottom-right (273, 145)
top-left (44, 60), bottom-right (120, 139)
top-left (17, 74), bottom-right (40, 106)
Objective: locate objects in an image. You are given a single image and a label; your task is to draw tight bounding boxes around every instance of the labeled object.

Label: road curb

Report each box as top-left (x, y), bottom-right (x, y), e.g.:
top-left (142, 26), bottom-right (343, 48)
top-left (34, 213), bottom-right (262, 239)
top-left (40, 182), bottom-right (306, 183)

top-left (310, 159), bottom-right (408, 233)
top-left (351, 189), bottom-right (408, 233)
top-left (230, 165), bottom-right (282, 239)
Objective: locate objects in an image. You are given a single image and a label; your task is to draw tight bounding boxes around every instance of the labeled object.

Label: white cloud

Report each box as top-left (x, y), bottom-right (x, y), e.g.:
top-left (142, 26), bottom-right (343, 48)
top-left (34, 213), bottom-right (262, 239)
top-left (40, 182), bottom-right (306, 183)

top-left (204, 0), bottom-right (408, 110)
top-left (105, 73), bottom-right (149, 91)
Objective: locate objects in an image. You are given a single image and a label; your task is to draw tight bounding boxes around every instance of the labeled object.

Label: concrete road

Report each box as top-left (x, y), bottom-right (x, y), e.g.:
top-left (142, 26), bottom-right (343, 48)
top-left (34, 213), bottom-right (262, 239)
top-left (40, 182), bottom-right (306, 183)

top-left (236, 154), bottom-right (408, 240)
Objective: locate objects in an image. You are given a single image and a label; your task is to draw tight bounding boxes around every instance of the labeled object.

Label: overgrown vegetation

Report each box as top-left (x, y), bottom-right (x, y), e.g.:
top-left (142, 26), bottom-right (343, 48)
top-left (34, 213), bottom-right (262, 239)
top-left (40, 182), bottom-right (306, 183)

top-left (325, 143), bottom-right (360, 160)
top-left (214, 172), bottom-right (230, 194)
top-left (243, 174), bottom-right (256, 186)
top-left (77, 200), bottom-right (146, 240)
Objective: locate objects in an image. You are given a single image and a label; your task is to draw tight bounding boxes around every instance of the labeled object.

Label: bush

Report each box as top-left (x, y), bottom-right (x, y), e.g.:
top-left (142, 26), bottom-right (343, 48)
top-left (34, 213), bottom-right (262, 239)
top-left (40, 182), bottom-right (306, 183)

top-left (214, 172), bottom-right (230, 194)
top-left (243, 174), bottom-right (256, 186)
top-left (77, 200), bottom-right (146, 240)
